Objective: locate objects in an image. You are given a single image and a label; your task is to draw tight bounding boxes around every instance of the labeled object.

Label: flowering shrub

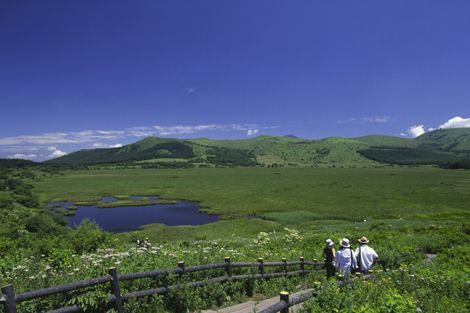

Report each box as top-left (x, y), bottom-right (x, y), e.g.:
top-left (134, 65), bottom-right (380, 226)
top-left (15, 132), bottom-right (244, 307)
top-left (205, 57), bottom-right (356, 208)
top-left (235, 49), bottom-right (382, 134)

top-left (1, 227), bottom-right (321, 312)
top-left (283, 227), bottom-right (303, 244)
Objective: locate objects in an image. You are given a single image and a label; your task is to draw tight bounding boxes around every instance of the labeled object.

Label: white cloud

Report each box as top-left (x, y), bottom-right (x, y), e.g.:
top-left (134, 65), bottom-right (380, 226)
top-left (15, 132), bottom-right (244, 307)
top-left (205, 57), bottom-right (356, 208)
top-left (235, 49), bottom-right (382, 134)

top-left (0, 146), bottom-right (39, 152)
top-left (48, 149), bottom-right (67, 158)
top-left (7, 153), bottom-right (37, 160)
top-left (0, 123), bottom-right (279, 157)
top-left (403, 116), bottom-right (470, 138)
top-left (92, 143), bottom-right (123, 148)
top-left (438, 116), bottom-right (470, 129)
top-left (153, 124), bottom-right (225, 136)
top-left (407, 125), bottom-right (426, 138)
top-left (247, 129), bottom-right (259, 136)
top-left (127, 128), bottom-right (157, 137)
top-left (96, 130), bottom-right (126, 136)
top-left (337, 116), bottom-right (390, 124)
top-left (150, 124), bottom-right (275, 136)
top-left (0, 130), bottom-right (123, 145)
top-left (153, 125), bottom-right (223, 136)
top-left (187, 88), bottom-right (196, 94)
top-left (366, 116), bottom-right (390, 123)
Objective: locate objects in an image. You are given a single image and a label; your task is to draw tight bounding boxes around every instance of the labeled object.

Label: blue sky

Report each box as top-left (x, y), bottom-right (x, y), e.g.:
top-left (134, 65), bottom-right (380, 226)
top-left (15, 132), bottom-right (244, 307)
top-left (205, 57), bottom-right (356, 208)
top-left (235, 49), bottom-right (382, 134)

top-left (1, 1), bottom-right (470, 160)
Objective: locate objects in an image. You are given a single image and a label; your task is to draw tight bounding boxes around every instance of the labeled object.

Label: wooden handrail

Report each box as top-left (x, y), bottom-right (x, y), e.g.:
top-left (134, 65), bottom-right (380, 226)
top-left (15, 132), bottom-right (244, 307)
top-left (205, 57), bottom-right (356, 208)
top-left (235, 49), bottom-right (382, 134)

top-left (1, 258), bottom-right (324, 313)
top-left (15, 276), bottom-right (112, 302)
top-left (259, 290), bottom-right (315, 313)
top-left (260, 273), bottom-right (379, 313)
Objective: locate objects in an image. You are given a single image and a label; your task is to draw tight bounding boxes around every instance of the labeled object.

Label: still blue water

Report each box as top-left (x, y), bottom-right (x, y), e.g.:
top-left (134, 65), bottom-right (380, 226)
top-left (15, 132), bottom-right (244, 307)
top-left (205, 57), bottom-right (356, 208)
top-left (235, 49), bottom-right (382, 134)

top-left (48, 196), bottom-right (218, 233)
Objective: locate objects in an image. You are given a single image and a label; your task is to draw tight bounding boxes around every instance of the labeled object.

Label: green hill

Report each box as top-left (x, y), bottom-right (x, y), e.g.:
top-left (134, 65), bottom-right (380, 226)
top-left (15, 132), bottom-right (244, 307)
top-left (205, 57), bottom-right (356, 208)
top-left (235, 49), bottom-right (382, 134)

top-left (359, 128), bottom-right (470, 165)
top-left (0, 159), bottom-right (38, 167)
top-left (358, 147), bottom-right (464, 165)
top-left (45, 128), bottom-right (470, 167)
top-left (355, 135), bottom-right (418, 148)
top-left (189, 136), bottom-right (377, 166)
top-left (415, 128), bottom-right (470, 152)
top-left (46, 135), bottom-right (377, 166)
top-left (46, 138), bottom-right (196, 164)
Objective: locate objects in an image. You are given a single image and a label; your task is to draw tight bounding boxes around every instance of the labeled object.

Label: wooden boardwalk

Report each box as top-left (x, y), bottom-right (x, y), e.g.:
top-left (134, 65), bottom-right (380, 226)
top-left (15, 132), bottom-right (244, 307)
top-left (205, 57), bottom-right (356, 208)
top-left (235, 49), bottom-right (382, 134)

top-left (201, 289), bottom-right (313, 313)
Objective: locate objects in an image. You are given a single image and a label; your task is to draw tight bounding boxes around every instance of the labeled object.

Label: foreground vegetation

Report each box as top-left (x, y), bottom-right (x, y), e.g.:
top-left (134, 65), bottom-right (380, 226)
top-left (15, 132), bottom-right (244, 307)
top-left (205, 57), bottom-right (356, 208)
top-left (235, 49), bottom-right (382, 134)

top-left (0, 166), bottom-right (469, 312)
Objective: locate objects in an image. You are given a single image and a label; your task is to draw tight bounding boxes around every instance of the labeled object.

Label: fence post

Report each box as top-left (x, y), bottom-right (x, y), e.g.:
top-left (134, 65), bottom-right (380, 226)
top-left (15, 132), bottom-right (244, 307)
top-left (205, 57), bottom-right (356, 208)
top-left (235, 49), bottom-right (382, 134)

top-left (224, 257), bottom-right (232, 277)
top-left (1, 284), bottom-right (17, 313)
top-left (108, 268), bottom-right (124, 313)
top-left (282, 258), bottom-right (287, 276)
top-left (280, 291), bottom-right (289, 313)
top-left (258, 258), bottom-right (264, 278)
top-left (300, 256), bottom-right (305, 277)
top-left (178, 261), bottom-right (185, 278)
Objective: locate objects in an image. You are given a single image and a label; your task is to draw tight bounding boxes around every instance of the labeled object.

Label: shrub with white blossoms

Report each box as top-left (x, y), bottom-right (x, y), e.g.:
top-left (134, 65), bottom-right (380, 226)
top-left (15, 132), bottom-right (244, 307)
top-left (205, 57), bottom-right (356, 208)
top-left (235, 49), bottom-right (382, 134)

top-left (252, 231), bottom-right (271, 246)
top-left (283, 227), bottom-right (302, 244)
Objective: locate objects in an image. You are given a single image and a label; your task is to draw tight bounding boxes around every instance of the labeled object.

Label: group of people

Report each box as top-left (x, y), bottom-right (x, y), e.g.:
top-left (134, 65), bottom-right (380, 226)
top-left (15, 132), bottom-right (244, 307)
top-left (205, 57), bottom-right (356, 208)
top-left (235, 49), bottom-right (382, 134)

top-left (323, 236), bottom-right (378, 278)
top-left (136, 237), bottom-right (151, 248)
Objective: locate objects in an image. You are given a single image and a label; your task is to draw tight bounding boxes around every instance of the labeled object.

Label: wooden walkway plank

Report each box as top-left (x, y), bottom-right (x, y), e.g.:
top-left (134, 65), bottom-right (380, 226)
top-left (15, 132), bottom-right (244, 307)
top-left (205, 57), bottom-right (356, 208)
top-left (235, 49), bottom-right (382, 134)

top-left (200, 289), bottom-right (313, 313)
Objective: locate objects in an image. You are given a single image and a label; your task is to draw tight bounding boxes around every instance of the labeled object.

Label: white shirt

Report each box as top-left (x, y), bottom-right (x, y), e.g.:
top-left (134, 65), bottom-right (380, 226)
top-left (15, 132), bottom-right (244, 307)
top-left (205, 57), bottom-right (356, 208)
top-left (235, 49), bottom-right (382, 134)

top-left (335, 247), bottom-right (357, 273)
top-left (355, 244), bottom-right (378, 271)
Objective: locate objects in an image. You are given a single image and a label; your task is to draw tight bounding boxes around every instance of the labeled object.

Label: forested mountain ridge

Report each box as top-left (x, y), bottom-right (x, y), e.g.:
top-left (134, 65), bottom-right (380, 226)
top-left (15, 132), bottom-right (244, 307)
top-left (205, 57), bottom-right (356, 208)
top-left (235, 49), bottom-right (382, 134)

top-left (44, 128), bottom-right (470, 167)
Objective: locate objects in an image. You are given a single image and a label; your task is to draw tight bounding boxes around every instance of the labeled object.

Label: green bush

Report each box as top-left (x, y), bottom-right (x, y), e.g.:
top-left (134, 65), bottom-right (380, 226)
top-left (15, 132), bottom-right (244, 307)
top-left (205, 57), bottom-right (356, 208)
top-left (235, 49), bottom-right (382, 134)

top-left (68, 219), bottom-right (113, 254)
top-left (0, 192), bottom-right (13, 209)
top-left (25, 214), bottom-right (60, 234)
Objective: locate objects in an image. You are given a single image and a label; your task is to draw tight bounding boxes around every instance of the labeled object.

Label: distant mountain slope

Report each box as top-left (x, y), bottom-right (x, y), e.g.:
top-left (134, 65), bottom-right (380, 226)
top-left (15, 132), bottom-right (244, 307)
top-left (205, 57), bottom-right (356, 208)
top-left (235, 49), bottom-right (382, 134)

top-left (359, 128), bottom-right (470, 165)
top-left (0, 159), bottom-right (38, 167)
top-left (355, 135), bottom-right (418, 148)
top-left (189, 136), bottom-right (376, 166)
top-left (46, 137), bottom-right (196, 164)
top-left (358, 147), bottom-right (464, 165)
top-left (415, 128), bottom-right (470, 152)
top-left (45, 128), bottom-right (470, 167)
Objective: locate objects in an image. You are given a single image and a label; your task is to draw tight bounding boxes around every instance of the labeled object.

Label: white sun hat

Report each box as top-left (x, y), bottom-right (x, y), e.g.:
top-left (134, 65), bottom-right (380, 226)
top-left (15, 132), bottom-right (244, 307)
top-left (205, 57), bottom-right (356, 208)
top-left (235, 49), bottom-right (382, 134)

top-left (339, 238), bottom-right (350, 248)
top-left (358, 236), bottom-right (370, 244)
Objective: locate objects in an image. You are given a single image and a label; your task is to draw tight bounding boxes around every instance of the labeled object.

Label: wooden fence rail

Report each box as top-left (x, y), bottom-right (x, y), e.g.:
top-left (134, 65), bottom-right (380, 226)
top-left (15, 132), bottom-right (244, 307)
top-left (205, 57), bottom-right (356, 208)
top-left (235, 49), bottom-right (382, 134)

top-left (258, 290), bottom-right (315, 313)
top-left (260, 272), bottom-right (379, 313)
top-left (0, 257), bottom-right (323, 313)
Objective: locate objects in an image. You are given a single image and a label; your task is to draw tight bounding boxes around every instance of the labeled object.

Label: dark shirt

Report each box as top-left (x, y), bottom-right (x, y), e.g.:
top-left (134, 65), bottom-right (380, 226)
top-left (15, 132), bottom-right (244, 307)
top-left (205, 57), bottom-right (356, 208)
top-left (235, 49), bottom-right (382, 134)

top-left (323, 246), bottom-right (335, 263)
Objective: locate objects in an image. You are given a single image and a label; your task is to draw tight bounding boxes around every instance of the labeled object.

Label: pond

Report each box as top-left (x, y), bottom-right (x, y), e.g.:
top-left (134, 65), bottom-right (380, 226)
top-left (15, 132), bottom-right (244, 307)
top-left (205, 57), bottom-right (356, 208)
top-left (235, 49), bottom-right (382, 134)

top-left (47, 196), bottom-right (218, 233)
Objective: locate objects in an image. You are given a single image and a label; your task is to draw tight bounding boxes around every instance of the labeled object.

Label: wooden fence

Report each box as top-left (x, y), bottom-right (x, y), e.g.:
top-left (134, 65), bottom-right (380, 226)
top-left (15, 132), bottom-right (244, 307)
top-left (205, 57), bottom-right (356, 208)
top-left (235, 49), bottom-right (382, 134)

top-left (260, 272), bottom-right (380, 313)
top-left (259, 290), bottom-right (315, 313)
top-left (0, 257), bottom-right (324, 313)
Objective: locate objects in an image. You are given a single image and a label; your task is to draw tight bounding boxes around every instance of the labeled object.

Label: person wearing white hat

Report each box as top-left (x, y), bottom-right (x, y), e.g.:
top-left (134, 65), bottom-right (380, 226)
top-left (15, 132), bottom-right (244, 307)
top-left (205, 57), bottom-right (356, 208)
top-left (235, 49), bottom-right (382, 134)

top-left (334, 238), bottom-right (357, 274)
top-left (323, 239), bottom-right (336, 278)
top-left (144, 237), bottom-right (151, 248)
top-left (354, 236), bottom-right (378, 274)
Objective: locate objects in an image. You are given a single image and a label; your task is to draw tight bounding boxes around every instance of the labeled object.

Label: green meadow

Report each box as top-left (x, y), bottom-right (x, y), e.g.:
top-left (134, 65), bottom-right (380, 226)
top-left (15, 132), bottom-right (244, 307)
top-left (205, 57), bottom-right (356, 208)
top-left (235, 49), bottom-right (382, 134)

top-left (33, 167), bottom-right (470, 241)
top-left (34, 167), bottom-right (470, 217)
